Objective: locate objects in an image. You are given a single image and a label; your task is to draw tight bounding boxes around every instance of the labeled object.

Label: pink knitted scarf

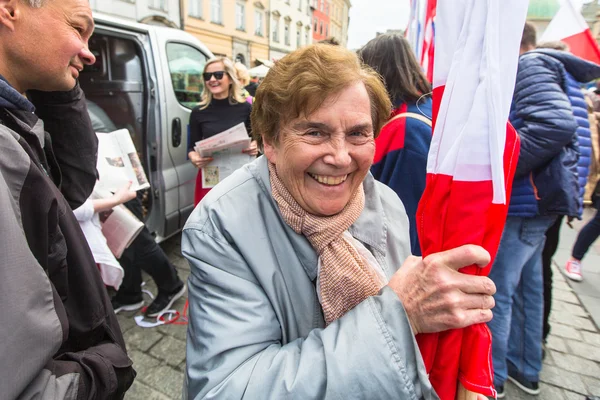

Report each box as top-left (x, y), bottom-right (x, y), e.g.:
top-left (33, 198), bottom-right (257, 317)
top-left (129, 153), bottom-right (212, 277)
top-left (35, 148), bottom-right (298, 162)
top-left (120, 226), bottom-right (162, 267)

top-left (268, 162), bottom-right (383, 324)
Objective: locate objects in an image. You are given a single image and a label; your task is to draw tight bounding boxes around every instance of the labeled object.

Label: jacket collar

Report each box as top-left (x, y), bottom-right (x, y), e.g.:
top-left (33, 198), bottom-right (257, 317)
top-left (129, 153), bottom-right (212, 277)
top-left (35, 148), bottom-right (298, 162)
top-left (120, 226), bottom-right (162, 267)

top-left (0, 75), bottom-right (35, 112)
top-left (249, 156), bottom-right (388, 281)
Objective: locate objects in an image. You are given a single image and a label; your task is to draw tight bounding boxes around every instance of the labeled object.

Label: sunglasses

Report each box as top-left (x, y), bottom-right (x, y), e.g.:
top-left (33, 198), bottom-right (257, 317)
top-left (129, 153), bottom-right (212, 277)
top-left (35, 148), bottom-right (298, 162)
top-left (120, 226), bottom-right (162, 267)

top-left (203, 71), bottom-right (226, 81)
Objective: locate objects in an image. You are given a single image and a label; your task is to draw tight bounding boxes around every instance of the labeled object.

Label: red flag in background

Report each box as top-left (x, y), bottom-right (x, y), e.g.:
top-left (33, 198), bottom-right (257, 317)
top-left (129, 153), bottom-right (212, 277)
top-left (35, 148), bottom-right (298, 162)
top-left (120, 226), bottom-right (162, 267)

top-left (421, 0), bottom-right (437, 82)
top-left (540, 0), bottom-right (600, 65)
top-left (415, 0), bottom-right (527, 398)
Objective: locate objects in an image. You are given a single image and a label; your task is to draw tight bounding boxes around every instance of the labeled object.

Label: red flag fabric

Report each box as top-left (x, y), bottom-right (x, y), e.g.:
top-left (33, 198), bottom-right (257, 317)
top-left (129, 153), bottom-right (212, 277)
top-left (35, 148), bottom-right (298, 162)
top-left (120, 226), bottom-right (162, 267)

top-left (540, 0), bottom-right (600, 65)
top-left (414, 1), bottom-right (527, 398)
top-left (421, 0), bottom-right (437, 82)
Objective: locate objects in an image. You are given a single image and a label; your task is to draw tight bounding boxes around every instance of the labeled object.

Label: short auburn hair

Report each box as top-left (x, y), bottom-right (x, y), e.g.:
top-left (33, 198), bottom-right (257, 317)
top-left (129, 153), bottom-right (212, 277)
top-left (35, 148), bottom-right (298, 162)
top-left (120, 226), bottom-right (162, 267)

top-left (251, 44), bottom-right (391, 149)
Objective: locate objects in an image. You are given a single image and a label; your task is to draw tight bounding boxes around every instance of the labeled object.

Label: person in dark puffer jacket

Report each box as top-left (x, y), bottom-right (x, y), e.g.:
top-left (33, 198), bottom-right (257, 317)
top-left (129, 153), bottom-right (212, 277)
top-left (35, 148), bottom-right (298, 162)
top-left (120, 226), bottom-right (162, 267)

top-left (534, 41), bottom-right (598, 345)
top-left (358, 33), bottom-right (433, 257)
top-left (487, 23), bottom-right (600, 399)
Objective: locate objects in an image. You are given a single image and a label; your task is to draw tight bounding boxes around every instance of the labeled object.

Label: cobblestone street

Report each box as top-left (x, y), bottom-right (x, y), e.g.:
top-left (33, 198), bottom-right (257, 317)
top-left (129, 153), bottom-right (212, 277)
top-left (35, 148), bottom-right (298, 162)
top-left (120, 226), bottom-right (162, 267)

top-left (118, 234), bottom-right (189, 399)
top-left (119, 212), bottom-right (600, 399)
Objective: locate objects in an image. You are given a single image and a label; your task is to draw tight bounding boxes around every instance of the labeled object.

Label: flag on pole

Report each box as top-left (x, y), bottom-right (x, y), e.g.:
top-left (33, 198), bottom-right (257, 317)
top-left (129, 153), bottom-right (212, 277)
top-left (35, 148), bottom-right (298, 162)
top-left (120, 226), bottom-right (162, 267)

top-left (540, 0), bottom-right (600, 64)
top-left (421, 0), bottom-right (437, 82)
top-left (406, 0), bottom-right (437, 81)
top-left (406, 0), bottom-right (426, 62)
top-left (415, 0), bottom-right (527, 398)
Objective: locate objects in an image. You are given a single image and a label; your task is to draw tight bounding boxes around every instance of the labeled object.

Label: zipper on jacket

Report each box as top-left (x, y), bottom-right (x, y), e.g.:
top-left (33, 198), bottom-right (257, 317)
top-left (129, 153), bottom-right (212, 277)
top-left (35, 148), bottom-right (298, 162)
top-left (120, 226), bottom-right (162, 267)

top-left (529, 172), bottom-right (541, 200)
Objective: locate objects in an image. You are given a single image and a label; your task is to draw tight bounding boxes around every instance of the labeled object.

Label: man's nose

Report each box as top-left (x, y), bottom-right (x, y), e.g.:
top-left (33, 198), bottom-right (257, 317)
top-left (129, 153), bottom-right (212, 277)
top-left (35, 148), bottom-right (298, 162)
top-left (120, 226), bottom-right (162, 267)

top-left (80, 46), bottom-right (96, 66)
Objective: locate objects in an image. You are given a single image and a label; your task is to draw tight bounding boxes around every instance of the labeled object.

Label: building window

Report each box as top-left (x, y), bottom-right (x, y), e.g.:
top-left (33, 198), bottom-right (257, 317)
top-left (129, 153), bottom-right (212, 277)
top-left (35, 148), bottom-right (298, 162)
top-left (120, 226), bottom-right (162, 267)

top-left (284, 21), bottom-right (290, 46)
top-left (188, 0), bottom-right (202, 18)
top-left (307, 0), bottom-right (311, 16)
top-left (325, 24), bottom-right (328, 37)
top-left (305, 29), bottom-right (309, 45)
top-left (211, 0), bottom-right (222, 23)
top-left (320, 21), bottom-right (323, 35)
top-left (273, 18), bottom-right (280, 42)
top-left (313, 18), bottom-right (317, 32)
top-left (320, 0), bottom-right (324, 11)
top-left (296, 28), bottom-right (301, 48)
top-left (298, 0), bottom-right (302, 11)
top-left (254, 10), bottom-right (264, 36)
top-left (149, 0), bottom-right (167, 11)
top-left (235, 2), bottom-right (245, 30)
top-left (235, 53), bottom-right (246, 65)
top-left (325, 2), bottom-right (328, 15)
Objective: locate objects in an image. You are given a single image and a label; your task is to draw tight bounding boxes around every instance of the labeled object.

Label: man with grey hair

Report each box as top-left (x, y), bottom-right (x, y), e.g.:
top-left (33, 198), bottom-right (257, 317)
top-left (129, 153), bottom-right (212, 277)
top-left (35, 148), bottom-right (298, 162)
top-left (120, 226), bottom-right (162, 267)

top-left (0, 0), bottom-right (135, 398)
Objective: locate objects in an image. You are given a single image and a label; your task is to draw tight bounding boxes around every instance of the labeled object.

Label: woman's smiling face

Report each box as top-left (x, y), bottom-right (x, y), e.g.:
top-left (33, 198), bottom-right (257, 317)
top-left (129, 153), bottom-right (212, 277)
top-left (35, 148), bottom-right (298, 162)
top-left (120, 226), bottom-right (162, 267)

top-left (264, 82), bottom-right (375, 217)
top-left (204, 61), bottom-right (231, 98)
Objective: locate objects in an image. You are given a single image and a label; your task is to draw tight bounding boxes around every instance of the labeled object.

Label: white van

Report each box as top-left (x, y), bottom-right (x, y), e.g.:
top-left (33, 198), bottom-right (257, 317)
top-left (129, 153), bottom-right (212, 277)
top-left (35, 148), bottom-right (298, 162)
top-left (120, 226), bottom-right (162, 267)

top-left (83, 13), bottom-right (214, 241)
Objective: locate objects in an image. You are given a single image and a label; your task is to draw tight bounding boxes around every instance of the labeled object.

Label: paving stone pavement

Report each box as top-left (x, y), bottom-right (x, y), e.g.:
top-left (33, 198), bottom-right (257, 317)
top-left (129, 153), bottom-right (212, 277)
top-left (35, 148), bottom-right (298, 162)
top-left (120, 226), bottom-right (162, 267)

top-left (119, 212), bottom-right (600, 399)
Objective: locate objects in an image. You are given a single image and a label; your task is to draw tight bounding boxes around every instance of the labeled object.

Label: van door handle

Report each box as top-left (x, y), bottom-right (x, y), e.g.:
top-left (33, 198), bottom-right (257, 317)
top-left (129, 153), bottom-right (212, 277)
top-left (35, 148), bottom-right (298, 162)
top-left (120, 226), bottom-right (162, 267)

top-left (172, 118), bottom-right (182, 147)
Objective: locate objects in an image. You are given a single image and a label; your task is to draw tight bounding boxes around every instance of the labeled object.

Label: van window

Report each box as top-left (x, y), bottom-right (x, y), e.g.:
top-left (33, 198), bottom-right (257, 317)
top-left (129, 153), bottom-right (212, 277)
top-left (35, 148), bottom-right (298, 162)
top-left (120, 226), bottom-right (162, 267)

top-left (167, 43), bottom-right (208, 108)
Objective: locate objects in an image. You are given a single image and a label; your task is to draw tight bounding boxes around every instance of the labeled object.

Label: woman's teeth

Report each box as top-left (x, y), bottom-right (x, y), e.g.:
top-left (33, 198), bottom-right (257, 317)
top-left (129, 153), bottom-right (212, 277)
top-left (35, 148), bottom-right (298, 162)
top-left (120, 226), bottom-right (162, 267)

top-left (308, 173), bottom-right (348, 186)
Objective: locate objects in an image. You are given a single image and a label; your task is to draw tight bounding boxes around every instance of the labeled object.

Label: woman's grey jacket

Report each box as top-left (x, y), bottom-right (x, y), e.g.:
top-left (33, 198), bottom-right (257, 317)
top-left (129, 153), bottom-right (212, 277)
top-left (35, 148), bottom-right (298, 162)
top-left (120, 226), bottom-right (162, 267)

top-left (182, 156), bottom-right (437, 399)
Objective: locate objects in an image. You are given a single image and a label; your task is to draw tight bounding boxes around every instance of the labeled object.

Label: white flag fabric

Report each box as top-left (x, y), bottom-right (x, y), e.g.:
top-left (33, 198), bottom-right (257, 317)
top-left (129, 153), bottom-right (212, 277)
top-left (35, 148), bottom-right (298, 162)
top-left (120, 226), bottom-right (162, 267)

top-left (429, 0), bottom-right (527, 204)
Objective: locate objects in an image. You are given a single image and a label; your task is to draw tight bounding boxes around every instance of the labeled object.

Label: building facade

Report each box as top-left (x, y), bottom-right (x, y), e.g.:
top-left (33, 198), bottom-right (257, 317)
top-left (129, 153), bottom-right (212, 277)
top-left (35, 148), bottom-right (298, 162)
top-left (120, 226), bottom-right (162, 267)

top-left (526, 0), bottom-right (560, 38)
top-left (311, 0), bottom-right (331, 42)
top-left (183, 0), bottom-right (270, 67)
top-left (329, 0), bottom-right (350, 47)
top-left (90, 0), bottom-right (181, 27)
top-left (269, 0), bottom-right (313, 61)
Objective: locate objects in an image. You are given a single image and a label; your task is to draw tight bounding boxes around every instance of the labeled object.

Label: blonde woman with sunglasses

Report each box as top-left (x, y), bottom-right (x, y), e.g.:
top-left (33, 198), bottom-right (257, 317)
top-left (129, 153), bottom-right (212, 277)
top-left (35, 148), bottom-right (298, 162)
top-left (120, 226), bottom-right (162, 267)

top-left (188, 57), bottom-right (258, 205)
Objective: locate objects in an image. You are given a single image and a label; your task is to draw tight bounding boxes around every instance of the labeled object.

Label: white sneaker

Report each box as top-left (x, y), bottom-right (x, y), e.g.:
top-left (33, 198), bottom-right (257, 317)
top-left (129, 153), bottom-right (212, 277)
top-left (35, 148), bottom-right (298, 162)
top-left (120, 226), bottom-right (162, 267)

top-left (564, 260), bottom-right (583, 282)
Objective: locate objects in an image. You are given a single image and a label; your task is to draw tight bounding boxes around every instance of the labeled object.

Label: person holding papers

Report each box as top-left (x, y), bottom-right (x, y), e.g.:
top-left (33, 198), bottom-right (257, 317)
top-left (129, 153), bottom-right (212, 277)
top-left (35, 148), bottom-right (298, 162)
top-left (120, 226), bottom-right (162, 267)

top-left (73, 182), bottom-right (138, 290)
top-left (188, 57), bottom-right (257, 205)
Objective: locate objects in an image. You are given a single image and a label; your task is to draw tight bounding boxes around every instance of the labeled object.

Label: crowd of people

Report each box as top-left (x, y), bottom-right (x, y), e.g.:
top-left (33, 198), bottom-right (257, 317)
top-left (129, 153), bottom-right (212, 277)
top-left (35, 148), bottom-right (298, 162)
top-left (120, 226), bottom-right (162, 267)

top-left (1, 0), bottom-right (600, 399)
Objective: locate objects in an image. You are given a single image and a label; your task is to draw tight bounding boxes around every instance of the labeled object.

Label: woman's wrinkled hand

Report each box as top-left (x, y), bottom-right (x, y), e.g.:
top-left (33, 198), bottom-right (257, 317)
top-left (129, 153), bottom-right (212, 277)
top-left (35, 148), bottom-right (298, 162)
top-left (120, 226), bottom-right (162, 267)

top-left (242, 140), bottom-right (258, 157)
top-left (188, 151), bottom-right (213, 169)
top-left (387, 244), bottom-right (496, 335)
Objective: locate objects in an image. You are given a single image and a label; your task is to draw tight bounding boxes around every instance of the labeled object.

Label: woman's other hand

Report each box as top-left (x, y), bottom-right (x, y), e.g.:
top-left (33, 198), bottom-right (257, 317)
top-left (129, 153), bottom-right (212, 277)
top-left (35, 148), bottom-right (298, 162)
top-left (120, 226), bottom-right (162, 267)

top-left (242, 140), bottom-right (258, 157)
top-left (189, 151), bottom-right (213, 169)
top-left (113, 181), bottom-right (137, 204)
top-left (388, 244), bottom-right (496, 335)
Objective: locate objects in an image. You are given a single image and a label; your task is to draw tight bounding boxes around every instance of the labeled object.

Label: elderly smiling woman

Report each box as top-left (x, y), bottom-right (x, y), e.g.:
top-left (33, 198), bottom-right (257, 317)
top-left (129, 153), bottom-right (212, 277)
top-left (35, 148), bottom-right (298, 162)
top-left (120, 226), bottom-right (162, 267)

top-left (182, 44), bottom-right (496, 399)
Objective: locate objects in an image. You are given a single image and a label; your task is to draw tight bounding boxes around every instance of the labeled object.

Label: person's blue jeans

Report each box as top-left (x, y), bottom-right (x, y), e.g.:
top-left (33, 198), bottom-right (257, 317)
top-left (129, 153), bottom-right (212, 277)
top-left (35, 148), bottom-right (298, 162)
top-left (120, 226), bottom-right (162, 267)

top-left (488, 215), bottom-right (557, 386)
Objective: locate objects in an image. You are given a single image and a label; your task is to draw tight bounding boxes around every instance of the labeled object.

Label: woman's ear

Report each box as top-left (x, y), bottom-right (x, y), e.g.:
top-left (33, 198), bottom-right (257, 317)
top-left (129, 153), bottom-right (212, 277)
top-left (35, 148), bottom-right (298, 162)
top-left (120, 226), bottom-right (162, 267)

top-left (262, 138), bottom-right (278, 164)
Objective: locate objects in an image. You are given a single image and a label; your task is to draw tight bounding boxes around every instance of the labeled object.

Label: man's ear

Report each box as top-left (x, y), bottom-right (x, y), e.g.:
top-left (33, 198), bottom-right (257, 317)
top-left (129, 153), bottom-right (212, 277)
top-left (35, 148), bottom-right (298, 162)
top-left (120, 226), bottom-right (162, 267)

top-left (0, 0), bottom-right (19, 31)
top-left (262, 137), bottom-right (278, 165)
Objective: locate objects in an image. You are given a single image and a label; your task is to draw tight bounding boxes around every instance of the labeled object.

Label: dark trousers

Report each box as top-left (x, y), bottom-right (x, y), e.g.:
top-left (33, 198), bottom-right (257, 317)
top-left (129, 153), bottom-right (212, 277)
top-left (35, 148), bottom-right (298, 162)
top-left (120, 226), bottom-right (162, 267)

top-left (115, 196), bottom-right (181, 303)
top-left (542, 216), bottom-right (563, 341)
top-left (572, 209), bottom-right (600, 260)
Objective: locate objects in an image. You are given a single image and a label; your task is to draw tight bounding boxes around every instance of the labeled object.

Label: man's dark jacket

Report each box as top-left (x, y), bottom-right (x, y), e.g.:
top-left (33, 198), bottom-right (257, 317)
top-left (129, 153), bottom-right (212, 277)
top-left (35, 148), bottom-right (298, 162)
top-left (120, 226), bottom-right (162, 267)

top-left (508, 49), bottom-right (600, 218)
top-left (0, 77), bottom-right (135, 399)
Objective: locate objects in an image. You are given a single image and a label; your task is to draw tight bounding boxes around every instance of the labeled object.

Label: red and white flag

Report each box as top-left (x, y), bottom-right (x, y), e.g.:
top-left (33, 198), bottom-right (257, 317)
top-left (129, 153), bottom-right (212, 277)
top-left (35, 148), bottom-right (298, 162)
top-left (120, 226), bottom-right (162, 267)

top-left (541, 0), bottom-right (600, 64)
top-left (421, 0), bottom-right (437, 82)
top-left (415, 0), bottom-right (526, 398)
